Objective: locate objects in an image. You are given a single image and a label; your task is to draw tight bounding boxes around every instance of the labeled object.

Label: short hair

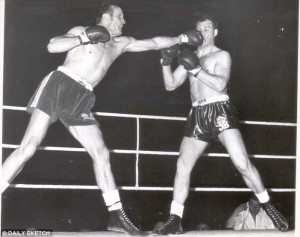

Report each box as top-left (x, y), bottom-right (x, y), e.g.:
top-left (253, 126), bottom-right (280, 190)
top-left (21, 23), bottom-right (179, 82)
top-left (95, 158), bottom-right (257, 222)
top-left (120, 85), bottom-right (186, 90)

top-left (95, 1), bottom-right (116, 24)
top-left (195, 15), bottom-right (218, 29)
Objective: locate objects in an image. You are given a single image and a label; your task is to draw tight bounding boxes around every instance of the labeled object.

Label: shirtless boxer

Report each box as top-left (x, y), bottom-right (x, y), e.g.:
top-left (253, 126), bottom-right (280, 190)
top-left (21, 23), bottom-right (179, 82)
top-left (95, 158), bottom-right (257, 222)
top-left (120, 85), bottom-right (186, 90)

top-left (1, 3), bottom-right (203, 235)
top-left (152, 15), bottom-right (288, 235)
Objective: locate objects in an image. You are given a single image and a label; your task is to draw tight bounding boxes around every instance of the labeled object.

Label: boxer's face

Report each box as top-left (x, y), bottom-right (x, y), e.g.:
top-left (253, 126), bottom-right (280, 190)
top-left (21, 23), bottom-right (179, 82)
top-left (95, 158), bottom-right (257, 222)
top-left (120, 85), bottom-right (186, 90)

top-left (196, 20), bottom-right (218, 46)
top-left (108, 6), bottom-right (126, 36)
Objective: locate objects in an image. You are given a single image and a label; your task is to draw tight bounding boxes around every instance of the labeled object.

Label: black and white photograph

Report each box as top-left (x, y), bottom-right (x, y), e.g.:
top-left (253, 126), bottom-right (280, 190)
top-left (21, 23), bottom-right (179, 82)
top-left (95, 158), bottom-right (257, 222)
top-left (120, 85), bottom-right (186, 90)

top-left (0, 0), bottom-right (299, 236)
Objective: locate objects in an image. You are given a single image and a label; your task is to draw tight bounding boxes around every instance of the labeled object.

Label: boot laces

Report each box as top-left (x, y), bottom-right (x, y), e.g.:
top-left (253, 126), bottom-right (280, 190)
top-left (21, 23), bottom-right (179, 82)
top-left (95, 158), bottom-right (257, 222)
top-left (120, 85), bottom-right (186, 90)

top-left (265, 203), bottom-right (284, 225)
top-left (120, 208), bottom-right (139, 231)
top-left (158, 215), bottom-right (176, 231)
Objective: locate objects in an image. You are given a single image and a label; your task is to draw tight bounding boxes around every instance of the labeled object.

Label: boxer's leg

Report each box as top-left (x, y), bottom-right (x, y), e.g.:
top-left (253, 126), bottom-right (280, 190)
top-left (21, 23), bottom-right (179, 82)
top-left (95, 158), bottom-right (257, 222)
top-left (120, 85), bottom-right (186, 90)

top-left (152, 137), bottom-right (208, 235)
top-left (1, 109), bottom-right (51, 193)
top-left (219, 128), bottom-right (288, 231)
top-left (68, 124), bottom-right (146, 235)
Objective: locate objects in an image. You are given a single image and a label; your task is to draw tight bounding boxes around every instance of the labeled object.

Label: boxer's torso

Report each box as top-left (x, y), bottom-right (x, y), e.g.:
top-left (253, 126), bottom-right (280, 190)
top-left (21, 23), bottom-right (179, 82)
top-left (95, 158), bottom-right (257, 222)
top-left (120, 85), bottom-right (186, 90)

top-left (61, 36), bottom-right (130, 88)
top-left (189, 47), bottom-right (229, 101)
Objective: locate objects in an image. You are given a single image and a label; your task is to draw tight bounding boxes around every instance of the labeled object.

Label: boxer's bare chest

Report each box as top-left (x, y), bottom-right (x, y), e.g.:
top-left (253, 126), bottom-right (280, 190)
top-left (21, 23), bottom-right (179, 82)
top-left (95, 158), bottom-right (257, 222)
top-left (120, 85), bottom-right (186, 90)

top-left (198, 52), bottom-right (218, 74)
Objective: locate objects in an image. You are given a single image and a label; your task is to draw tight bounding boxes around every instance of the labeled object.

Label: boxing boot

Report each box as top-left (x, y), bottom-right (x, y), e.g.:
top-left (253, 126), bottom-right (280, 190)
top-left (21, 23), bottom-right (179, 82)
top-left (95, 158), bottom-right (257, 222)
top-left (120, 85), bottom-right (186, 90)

top-left (151, 214), bottom-right (183, 235)
top-left (262, 201), bottom-right (289, 231)
top-left (107, 208), bottom-right (147, 236)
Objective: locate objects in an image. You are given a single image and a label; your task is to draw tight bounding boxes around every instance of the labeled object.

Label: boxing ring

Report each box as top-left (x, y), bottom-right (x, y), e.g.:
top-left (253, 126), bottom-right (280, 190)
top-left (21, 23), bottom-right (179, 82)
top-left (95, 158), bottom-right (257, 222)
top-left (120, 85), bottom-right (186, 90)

top-left (1, 105), bottom-right (298, 236)
top-left (0, 0), bottom-right (299, 236)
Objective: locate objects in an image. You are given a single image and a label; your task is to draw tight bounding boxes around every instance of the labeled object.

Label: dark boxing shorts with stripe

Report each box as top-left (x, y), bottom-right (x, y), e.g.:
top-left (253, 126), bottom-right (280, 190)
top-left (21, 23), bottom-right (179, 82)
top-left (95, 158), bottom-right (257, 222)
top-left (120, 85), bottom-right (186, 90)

top-left (27, 66), bottom-right (99, 127)
top-left (184, 95), bottom-right (239, 143)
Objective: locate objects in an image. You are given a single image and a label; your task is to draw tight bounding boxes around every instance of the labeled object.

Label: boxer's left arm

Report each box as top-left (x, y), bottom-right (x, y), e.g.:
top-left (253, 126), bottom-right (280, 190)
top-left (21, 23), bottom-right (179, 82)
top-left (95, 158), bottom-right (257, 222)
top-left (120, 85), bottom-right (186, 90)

top-left (48, 26), bottom-right (110, 53)
top-left (177, 49), bottom-right (231, 93)
top-left (121, 29), bottom-right (203, 52)
top-left (121, 36), bottom-right (180, 52)
top-left (47, 26), bottom-right (86, 53)
top-left (194, 51), bottom-right (231, 92)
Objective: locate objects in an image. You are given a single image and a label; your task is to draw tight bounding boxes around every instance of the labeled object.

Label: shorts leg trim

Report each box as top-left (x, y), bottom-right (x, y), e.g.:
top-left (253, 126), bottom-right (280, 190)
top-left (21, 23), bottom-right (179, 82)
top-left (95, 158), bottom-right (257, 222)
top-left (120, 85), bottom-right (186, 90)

top-left (29, 72), bottom-right (53, 108)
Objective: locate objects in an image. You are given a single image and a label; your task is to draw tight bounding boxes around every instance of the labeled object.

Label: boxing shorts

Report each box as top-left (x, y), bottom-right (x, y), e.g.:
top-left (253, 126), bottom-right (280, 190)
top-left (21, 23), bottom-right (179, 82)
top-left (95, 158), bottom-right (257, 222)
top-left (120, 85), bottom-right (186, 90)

top-left (184, 95), bottom-right (239, 142)
top-left (26, 66), bottom-right (99, 127)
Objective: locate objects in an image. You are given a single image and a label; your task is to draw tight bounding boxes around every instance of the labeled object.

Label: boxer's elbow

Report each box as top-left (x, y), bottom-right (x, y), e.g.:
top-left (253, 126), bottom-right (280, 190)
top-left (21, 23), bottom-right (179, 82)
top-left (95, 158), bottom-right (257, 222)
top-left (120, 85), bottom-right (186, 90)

top-left (151, 37), bottom-right (167, 50)
top-left (165, 85), bottom-right (176, 91)
top-left (215, 78), bottom-right (228, 92)
top-left (164, 82), bottom-right (178, 91)
top-left (47, 45), bottom-right (56, 53)
top-left (215, 84), bottom-right (226, 93)
top-left (151, 40), bottom-right (161, 50)
top-left (47, 39), bottom-right (58, 53)
top-left (47, 37), bottom-right (67, 53)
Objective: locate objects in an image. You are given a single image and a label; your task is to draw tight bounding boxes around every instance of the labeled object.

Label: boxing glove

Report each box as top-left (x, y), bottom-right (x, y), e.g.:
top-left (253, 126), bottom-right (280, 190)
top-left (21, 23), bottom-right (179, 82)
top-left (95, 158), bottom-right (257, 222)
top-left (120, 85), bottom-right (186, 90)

top-left (79, 25), bottom-right (110, 45)
top-left (179, 30), bottom-right (203, 46)
top-left (177, 49), bottom-right (202, 76)
top-left (160, 44), bottom-right (180, 66)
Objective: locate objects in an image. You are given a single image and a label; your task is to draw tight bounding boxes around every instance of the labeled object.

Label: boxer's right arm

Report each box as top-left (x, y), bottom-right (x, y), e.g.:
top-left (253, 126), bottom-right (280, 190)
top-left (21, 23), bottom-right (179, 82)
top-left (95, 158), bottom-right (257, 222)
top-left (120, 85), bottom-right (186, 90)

top-left (47, 26), bottom-right (85, 53)
top-left (121, 30), bottom-right (203, 53)
top-left (160, 44), bottom-right (180, 66)
top-left (162, 65), bottom-right (188, 91)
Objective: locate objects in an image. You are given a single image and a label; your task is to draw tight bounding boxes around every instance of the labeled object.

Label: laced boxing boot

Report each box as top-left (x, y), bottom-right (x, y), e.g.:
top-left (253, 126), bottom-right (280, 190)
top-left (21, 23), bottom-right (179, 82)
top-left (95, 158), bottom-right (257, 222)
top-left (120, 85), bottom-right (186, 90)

top-left (107, 208), bottom-right (146, 236)
top-left (151, 214), bottom-right (183, 235)
top-left (262, 202), bottom-right (288, 231)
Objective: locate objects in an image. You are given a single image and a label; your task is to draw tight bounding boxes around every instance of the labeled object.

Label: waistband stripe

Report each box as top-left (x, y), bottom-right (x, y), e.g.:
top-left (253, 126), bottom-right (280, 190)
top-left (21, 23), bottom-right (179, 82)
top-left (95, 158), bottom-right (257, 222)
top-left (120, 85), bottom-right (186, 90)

top-left (192, 95), bottom-right (229, 107)
top-left (57, 66), bottom-right (93, 91)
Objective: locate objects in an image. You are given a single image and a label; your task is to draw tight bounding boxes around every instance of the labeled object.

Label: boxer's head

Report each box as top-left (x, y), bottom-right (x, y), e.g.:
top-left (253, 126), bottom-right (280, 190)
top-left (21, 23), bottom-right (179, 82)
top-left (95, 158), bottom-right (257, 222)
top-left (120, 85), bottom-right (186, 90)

top-left (196, 15), bottom-right (218, 30)
top-left (96, 2), bottom-right (125, 36)
top-left (195, 15), bottom-right (218, 46)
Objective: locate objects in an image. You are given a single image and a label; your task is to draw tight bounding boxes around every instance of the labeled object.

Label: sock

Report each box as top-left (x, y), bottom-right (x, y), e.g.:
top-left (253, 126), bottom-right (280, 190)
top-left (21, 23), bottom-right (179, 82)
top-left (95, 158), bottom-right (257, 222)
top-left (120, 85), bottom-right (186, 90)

top-left (108, 202), bottom-right (123, 211)
top-left (1, 179), bottom-right (10, 193)
top-left (170, 200), bottom-right (184, 218)
top-left (102, 189), bottom-right (122, 211)
top-left (255, 189), bottom-right (270, 203)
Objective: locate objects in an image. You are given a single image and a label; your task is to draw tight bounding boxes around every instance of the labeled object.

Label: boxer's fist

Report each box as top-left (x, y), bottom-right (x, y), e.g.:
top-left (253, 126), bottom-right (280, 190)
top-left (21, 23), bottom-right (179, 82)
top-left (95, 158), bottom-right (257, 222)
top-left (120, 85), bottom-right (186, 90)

top-left (79, 25), bottom-right (110, 45)
top-left (177, 49), bottom-right (202, 76)
top-left (179, 30), bottom-right (203, 46)
top-left (160, 44), bottom-right (180, 66)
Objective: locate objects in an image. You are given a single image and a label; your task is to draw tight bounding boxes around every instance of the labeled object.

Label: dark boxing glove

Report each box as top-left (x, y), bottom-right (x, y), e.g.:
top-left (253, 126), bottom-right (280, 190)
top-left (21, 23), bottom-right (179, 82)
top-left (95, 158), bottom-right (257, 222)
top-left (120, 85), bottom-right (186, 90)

top-left (79, 25), bottom-right (110, 45)
top-left (177, 49), bottom-right (202, 76)
top-left (160, 44), bottom-right (180, 66)
top-left (179, 30), bottom-right (203, 46)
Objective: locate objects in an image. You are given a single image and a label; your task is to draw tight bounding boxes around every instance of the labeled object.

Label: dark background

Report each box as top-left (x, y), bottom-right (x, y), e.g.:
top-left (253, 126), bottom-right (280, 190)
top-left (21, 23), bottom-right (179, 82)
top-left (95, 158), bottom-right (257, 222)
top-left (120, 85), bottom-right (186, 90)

top-left (1, 0), bottom-right (298, 232)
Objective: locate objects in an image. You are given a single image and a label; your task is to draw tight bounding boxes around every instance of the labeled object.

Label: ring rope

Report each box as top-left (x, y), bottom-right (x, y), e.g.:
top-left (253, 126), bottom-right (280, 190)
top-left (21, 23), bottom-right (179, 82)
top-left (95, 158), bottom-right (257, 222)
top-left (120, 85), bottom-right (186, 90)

top-left (8, 184), bottom-right (295, 192)
top-left (135, 117), bottom-right (140, 187)
top-left (1, 144), bottom-right (296, 160)
top-left (2, 105), bottom-right (297, 126)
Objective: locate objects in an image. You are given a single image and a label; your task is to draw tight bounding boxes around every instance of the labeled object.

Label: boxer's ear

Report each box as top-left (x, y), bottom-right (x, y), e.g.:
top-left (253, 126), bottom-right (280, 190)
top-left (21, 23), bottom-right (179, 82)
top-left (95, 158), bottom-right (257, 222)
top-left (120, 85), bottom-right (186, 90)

top-left (101, 13), bottom-right (111, 24)
top-left (214, 29), bottom-right (218, 37)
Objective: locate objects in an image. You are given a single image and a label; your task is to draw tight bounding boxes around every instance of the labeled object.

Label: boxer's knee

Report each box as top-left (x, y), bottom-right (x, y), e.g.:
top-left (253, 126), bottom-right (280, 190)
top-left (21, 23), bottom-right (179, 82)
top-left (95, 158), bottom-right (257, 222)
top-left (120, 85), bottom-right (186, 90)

top-left (16, 138), bottom-right (39, 164)
top-left (90, 144), bottom-right (110, 167)
top-left (234, 156), bottom-right (252, 174)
